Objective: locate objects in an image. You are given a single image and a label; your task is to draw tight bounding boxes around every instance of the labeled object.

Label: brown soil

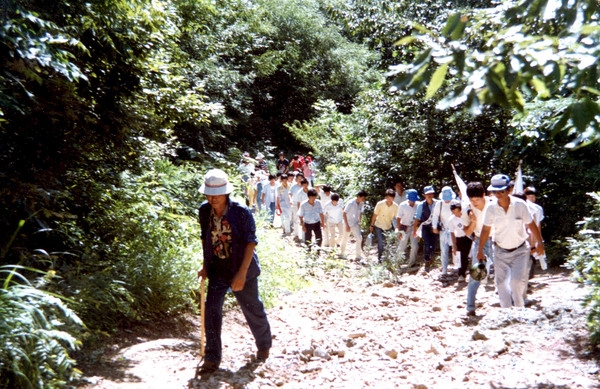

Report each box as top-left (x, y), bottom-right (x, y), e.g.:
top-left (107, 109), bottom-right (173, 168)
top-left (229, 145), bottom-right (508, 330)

top-left (77, 253), bottom-right (600, 389)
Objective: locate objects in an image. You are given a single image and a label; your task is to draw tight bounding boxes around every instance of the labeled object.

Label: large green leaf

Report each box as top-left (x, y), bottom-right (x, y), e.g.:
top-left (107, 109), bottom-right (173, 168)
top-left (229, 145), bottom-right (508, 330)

top-left (425, 63), bottom-right (448, 99)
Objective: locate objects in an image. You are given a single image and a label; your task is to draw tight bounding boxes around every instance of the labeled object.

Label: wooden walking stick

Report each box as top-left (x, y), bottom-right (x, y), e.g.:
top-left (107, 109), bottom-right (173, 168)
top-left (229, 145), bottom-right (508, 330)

top-left (200, 276), bottom-right (206, 358)
top-left (195, 276), bottom-right (206, 380)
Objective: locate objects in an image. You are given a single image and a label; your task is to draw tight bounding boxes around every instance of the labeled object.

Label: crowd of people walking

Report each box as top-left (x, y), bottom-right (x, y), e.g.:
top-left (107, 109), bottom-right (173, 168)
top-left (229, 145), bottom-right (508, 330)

top-left (237, 151), bottom-right (547, 317)
top-left (193, 153), bottom-right (548, 372)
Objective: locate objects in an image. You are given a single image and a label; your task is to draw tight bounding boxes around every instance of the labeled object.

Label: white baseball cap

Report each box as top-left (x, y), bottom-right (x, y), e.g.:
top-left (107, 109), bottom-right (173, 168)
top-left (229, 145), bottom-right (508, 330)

top-left (487, 174), bottom-right (510, 191)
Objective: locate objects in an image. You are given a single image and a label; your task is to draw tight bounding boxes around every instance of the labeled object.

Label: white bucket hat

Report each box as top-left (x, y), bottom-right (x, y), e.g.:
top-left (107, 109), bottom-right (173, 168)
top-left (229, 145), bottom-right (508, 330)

top-left (198, 169), bottom-right (234, 195)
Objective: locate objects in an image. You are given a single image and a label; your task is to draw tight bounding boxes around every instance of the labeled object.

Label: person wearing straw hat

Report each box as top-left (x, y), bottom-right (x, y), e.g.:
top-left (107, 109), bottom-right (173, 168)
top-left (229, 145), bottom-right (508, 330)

top-left (197, 169), bottom-right (272, 373)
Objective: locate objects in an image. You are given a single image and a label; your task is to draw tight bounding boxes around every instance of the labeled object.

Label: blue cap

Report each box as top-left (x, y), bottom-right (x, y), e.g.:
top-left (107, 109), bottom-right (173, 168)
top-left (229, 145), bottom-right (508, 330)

top-left (423, 185), bottom-right (435, 195)
top-left (406, 189), bottom-right (419, 202)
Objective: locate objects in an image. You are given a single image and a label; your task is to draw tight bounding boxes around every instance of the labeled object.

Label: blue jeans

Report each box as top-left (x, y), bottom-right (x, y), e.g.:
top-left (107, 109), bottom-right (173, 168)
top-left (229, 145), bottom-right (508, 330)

top-left (374, 226), bottom-right (392, 262)
top-left (466, 237), bottom-right (493, 312)
top-left (421, 225), bottom-right (438, 263)
top-left (439, 229), bottom-right (452, 273)
top-left (267, 202), bottom-right (276, 223)
top-left (204, 276), bottom-right (272, 365)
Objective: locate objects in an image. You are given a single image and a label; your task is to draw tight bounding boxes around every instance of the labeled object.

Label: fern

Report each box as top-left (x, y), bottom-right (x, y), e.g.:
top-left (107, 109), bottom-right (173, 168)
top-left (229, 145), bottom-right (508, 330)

top-left (0, 266), bottom-right (83, 389)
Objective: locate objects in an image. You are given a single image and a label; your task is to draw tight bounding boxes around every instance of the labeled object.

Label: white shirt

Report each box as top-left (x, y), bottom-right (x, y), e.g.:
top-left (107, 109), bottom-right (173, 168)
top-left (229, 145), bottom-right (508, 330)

top-left (344, 200), bottom-right (364, 228)
top-left (527, 200), bottom-right (544, 226)
top-left (396, 200), bottom-right (417, 227)
top-left (432, 200), bottom-right (453, 230)
top-left (483, 197), bottom-right (533, 249)
top-left (448, 214), bottom-right (467, 238)
top-left (461, 200), bottom-right (493, 238)
top-left (298, 200), bottom-right (323, 224)
top-left (324, 202), bottom-right (344, 224)
top-left (393, 191), bottom-right (408, 205)
top-left (290, 183), bottom-right (302, 196)
top-left (294, 189), bottom-right (309, 209)
top-left (320, 192), bottom-right (332, 205)
top-left (239, 161), bottom-right (254, 176)
top-left (277, 185), bottom-right (292, 209)
top-left (263, 183), bottom-right (277, 204)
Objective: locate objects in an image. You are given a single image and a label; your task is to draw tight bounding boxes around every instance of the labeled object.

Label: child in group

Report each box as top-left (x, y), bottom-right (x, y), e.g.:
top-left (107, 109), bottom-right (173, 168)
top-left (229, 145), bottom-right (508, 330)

top-left (448, 199), bottom-right (473, 282)
top-left (324, 193), bottom-right (345, 251)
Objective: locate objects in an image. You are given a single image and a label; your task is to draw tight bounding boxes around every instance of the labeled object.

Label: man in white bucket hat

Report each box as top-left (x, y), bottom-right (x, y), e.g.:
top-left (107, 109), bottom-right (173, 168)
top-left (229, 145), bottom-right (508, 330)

top-left (197, 169), bottom-right (271, 373)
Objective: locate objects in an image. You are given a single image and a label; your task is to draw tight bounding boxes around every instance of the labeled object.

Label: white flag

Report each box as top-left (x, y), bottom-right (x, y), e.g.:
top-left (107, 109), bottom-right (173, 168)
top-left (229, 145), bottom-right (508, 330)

top-left (514, 161), bottom-right (524, 193)
top-left (451, 164), bottom-right (468, 201)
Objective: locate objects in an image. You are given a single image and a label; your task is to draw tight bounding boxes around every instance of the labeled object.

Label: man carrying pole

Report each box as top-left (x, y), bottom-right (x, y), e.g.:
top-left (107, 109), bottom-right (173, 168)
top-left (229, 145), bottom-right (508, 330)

top-left (197, 169), bottom-right (272, 374)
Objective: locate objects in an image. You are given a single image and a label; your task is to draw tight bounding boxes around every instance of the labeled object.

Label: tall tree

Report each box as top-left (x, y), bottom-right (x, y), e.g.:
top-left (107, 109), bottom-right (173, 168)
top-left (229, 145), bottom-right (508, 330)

top-left (173, 0), bottom-right (377, 151)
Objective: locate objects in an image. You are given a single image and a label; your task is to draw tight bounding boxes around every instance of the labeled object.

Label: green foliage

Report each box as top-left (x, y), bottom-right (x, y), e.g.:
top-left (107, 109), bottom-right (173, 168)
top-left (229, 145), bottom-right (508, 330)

top-left (0, 266), bottom-right (83, 389)
top-left (389, 0), bottom-right (600, 148)
top-left (376, 230), bottom-right (406, 283)
top-left (288, 86), bottom-right (511, 200)
top-left (52, 146), bottom-right (205, 331)
top-left (172, 0), bottom-right (377, 150)
top-left (253, 213), bottom-right (309, 307)
top-left (321, 0), bottom-right (494, 70)
top-left (567, 192), bottom-right (600, 344)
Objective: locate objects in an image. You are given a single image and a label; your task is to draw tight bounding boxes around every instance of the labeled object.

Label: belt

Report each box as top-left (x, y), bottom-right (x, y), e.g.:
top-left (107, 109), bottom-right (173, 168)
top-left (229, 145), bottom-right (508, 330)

top-left (304, 221), bottom-right (321, 225)
top-left (495, 241), bottom-right (526, 253)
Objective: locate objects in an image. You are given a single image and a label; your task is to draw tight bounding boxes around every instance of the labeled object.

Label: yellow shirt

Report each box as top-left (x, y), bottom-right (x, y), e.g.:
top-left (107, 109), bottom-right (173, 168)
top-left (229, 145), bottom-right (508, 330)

top-left (373, 200), bottom-right (399, 230)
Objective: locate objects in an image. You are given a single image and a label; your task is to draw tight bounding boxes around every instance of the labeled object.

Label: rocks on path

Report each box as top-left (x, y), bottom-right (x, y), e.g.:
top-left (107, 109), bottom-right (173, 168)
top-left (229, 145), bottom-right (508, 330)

top-left (79, 259), bottom-right (599, 389)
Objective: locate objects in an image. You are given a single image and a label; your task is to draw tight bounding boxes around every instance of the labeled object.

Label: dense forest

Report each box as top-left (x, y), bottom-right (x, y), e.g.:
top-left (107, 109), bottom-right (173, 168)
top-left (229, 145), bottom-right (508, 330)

top-left (1, 0), bottom-right (600, 387)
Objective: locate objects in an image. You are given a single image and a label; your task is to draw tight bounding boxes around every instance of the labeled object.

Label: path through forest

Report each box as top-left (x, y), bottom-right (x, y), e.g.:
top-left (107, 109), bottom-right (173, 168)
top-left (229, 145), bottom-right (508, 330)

top-left (78, 253), bottom-right (600, 389)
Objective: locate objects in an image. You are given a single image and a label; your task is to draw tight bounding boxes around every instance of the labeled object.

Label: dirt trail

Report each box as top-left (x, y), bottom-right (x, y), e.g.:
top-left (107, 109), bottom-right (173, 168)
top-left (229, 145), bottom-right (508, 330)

top-left (78, 261), bottom-right (600, 389)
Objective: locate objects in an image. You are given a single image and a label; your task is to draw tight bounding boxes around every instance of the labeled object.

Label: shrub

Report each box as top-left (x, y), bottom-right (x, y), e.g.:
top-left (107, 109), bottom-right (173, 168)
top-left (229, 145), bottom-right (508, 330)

top-left (0, 266), bottom-right (83, 389)
top-left (567, 192), bottom-right (600, 345)
top-left (54, 156), bottom-right (205, 332)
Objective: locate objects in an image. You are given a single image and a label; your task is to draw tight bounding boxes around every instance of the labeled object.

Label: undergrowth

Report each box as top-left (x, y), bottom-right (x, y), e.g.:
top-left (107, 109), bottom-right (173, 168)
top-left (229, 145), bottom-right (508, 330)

top-left (567, 192), bottom-right (600, 346)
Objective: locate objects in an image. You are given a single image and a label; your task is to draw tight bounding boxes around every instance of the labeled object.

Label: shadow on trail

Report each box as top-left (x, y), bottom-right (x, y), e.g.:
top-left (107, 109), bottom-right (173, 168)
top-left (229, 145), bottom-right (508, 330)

top-left (75, 314), bottom-right (200, 385)
top-left (190, 360), bottom-right (263, 388)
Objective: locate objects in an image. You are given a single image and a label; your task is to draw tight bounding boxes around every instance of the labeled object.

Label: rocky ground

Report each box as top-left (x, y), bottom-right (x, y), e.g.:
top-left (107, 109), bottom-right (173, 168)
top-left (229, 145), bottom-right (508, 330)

top-left (78, 243), bottom-right (600, 389)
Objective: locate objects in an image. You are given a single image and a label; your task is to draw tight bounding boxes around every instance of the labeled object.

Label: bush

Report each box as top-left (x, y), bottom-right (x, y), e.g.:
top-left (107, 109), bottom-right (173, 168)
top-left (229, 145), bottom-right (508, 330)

top-left (53, 154), bottom-right (205, 332)
top-left (567, 192), bottom-right (600, 345)
top-left (0, 266), bottom-right (83, 389)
